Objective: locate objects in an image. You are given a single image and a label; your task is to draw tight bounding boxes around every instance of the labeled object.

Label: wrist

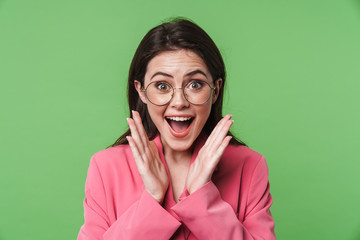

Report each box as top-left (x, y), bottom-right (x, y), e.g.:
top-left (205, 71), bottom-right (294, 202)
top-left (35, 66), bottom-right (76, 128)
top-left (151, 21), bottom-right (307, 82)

top-left (148, 191), bottom-right (165, 204)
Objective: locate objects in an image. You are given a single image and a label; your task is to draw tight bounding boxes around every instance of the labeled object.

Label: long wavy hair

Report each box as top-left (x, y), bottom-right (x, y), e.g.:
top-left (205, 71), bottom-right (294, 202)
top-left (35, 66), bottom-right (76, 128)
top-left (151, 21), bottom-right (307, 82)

top-left (110, 18), bottom-right (246, 147)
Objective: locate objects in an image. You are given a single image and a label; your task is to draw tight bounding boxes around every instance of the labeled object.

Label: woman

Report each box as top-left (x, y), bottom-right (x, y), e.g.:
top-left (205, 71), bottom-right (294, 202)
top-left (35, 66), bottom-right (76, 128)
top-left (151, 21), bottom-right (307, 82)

top-left (78, 18), bottom-right (276, 240)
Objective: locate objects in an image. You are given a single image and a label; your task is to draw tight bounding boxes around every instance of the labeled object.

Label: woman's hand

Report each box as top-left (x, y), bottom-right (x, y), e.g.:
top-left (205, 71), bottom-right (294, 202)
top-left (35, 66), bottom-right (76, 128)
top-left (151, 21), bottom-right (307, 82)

top-left (185, 114), bottom-right (233, 194)
top-left (126, 110), bottom-right (169, 204)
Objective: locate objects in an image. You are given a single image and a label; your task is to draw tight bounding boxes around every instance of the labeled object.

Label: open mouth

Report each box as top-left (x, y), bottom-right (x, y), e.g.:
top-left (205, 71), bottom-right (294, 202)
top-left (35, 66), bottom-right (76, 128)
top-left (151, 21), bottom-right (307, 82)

top-left (165, 116), bottom-right (194, 137)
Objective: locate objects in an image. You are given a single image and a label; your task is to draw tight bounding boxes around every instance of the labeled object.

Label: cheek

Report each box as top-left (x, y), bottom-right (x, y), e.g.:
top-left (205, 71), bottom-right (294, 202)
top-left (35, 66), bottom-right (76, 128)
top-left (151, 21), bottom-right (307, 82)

top-left (197, 103), bottom-right (212, 123)
top-left (147, 105), bottom-right (166, 125)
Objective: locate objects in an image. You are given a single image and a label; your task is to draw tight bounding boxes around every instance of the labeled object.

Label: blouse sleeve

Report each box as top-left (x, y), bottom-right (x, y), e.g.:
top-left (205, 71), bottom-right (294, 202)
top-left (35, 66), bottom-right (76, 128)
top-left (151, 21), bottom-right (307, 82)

top-left (171, 156), bottom-right (276, 240)
top-left (77, 156), bottom-right (181, 240)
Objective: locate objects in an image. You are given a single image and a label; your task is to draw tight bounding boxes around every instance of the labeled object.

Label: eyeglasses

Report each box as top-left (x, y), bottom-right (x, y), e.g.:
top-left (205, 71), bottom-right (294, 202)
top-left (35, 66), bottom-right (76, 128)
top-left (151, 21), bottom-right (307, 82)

top-left (141, 80), bottom-right (216, 106)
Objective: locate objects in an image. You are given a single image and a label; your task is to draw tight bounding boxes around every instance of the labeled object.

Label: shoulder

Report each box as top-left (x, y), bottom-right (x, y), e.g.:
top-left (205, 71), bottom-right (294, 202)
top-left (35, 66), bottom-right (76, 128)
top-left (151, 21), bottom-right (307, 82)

top-left (92, 144), bottom-right (131, 159)
top-left (89, 144), bottom-right (135, 172)
top-left (224, 144), bottom-right (265, 165)
top-left (219, 144), bottom-right (268, 175)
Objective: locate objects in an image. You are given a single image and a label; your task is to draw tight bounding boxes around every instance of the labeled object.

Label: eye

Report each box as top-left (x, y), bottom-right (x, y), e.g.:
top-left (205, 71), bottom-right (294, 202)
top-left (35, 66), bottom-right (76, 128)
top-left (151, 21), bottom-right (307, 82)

top-left (155, 82), bottom-right (171, 91)
top-left (187, 80), bottom-right (204, 90)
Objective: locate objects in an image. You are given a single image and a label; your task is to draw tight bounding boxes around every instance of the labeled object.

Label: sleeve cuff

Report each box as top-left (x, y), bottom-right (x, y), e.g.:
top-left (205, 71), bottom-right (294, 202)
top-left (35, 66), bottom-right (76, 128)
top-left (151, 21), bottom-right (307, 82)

top-left (139, 190), bottom-right (182, 228)
top-left (104, 190), bottom-right (181, 240)
top-left (171, 181), bottom-right (221, 218)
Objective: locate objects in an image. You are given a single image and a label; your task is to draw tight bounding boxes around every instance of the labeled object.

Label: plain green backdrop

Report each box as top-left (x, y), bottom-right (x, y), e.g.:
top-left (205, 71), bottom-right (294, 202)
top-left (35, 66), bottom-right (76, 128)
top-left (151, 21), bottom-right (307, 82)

top-left (1, 0), bottom-right (360, 239)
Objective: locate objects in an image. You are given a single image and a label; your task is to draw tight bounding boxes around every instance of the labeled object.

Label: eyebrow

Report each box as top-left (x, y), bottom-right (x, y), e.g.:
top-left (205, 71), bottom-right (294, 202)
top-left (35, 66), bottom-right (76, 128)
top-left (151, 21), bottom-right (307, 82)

top-left (150, 70), bottom-right (208, 80)
top-left (150, 72), bottom-right (173, 80)
top-left (185, 70), bottom-right (208, 78)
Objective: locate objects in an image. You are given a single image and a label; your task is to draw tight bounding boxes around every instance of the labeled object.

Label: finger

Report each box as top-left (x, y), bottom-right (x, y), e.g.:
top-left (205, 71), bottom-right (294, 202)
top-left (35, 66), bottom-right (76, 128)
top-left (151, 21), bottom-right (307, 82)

top-left (149, 141), bottom-right (160, 159)
top-left (205, 115), bottom-right (230, 146)
top-left (132, 110), bottom-right (149, 148)
top-left (126, 136), bottom-right (144, 168)
top-left (211, 114), bottom-right (232, 138)
top-left (213, 135), bottom-right (232, 162)
top-left (215, 118), bottom-right (234, 141)
top-left (206, 119), bottom-right (233, 151)
top-left (127, 117), bottom-right (145, 153)
top-left (206, 115), bottom-right (232, 147)
top-left (211, 119), bottom-right (234, 149)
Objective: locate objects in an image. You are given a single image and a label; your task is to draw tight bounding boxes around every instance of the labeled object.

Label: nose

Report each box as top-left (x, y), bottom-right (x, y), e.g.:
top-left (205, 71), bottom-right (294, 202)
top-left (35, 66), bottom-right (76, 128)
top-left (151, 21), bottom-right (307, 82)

top-left (169, 88), bottom-right (190, 109)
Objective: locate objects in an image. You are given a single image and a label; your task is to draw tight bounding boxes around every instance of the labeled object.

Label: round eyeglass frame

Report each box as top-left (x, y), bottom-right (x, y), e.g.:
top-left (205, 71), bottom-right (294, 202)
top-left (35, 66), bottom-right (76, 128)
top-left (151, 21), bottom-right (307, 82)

top-left (141, 81), bottom-right (216, 106)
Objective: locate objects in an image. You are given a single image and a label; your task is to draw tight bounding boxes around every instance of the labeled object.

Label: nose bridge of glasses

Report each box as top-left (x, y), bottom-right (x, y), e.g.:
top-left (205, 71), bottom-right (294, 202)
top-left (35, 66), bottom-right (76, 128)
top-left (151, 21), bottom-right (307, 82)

top-left (171, 87), bottom-right (188, 101)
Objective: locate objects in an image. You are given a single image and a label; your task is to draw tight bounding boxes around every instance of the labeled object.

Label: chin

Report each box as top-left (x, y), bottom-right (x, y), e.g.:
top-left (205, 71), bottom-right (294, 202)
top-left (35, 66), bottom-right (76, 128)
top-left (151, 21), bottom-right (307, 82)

top-left (157, 130), bottom-right (194, 151)
top-left (167, 136), bottom-right (197, 152)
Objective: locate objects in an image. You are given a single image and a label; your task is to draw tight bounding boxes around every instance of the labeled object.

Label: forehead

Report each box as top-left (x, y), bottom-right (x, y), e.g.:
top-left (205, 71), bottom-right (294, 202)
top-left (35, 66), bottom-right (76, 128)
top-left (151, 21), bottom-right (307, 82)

top-left (145, 50), bottom-right (210, 79)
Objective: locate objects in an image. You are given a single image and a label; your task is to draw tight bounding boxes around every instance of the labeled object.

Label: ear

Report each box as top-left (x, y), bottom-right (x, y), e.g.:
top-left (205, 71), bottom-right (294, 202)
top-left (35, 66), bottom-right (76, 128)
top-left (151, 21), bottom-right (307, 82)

top-left (212, 78), bottom-right (222, 104)
top-left (134, 80), bottom-right (147, 104)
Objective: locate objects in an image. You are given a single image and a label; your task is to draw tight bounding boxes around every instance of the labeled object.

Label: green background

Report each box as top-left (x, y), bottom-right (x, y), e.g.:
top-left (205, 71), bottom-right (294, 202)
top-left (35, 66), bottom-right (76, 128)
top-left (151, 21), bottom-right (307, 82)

top-left (1, 0), bottom-right (359, 239)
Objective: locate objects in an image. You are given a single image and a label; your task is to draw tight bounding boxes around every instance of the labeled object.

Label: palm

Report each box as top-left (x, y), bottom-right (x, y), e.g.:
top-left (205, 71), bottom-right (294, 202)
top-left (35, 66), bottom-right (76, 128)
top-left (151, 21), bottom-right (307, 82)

top-left (186, 115), bottom-right (233, 194)
top-left (127, 111), bottom-right (169, 203)
top-left (137, 141), bottom-right (169, 203)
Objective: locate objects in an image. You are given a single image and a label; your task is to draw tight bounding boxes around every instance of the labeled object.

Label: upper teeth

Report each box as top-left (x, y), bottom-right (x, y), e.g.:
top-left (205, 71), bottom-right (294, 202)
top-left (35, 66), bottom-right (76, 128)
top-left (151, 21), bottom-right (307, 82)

top-left (166, 116), bottom-right (192, 121)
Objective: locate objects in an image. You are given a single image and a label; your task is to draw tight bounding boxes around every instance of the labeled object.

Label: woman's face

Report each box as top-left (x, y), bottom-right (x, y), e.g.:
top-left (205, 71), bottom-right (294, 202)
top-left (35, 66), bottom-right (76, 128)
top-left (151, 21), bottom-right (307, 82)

top-left (135, 49), bottom-right (221, 153)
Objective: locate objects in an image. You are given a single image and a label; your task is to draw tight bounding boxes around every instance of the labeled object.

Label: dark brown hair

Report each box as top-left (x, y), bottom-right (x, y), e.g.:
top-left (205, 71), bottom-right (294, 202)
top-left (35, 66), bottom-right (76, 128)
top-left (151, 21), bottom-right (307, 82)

top-left (110, 18), bottom-right (246, 147)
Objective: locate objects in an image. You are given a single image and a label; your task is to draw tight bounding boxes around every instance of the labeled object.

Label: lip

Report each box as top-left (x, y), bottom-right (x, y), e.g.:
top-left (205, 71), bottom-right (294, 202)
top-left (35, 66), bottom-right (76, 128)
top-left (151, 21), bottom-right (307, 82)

top-left (165, 115), bottom-right (195, 138)
top-left (165, 114), bottom-right (194, 118)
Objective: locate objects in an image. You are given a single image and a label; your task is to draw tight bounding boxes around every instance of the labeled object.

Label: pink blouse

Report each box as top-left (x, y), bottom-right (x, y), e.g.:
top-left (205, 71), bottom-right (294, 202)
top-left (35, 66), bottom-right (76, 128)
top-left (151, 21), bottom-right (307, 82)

top-left (78, 134), bottom-right (276, 239)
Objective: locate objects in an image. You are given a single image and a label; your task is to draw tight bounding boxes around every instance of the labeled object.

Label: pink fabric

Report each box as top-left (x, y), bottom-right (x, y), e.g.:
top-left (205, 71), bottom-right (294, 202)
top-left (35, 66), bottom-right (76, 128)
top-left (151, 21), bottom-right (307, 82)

top-left (78, 135), bottom-right (276, 239)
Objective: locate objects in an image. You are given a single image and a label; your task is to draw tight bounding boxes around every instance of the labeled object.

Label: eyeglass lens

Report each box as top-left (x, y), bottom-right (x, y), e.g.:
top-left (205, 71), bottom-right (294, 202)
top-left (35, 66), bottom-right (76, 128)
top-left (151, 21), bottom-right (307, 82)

top-left (145, 81), bottom-right (212, 105)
